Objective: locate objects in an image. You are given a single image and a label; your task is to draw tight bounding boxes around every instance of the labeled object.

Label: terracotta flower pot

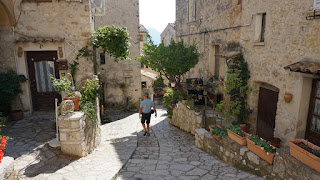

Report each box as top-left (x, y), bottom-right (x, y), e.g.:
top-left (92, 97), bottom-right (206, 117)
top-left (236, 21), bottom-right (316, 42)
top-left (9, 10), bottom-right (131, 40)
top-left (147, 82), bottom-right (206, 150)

top-left (269, 138), bottom-right (281, 148)
top-left (10, 110), bottom-right (23, 121)
top-left (170, 104), bottom-right (175, 109)
top-left (227, 129), bottom-right (247, 146)
top-left (64, 96), bottom-right (80, 111)
top-left (181, 100), bottom-right (188, 104)
top-left (209, 125), bottom-right (223, 144)
top-left (288, 139), bottom-right (320, 173)
top-left (247, 138), bottom-right (275, 165)
top-left (239, 124), bottom-right (250, 133)
top-left (284, 93), bottom-right (293, 103)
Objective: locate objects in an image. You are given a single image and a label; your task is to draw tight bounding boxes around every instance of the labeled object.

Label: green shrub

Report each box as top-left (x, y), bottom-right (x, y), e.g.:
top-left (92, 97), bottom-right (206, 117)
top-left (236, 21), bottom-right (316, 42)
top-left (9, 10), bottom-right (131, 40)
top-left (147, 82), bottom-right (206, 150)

top-left (0, 70), bottom-right (25, 115)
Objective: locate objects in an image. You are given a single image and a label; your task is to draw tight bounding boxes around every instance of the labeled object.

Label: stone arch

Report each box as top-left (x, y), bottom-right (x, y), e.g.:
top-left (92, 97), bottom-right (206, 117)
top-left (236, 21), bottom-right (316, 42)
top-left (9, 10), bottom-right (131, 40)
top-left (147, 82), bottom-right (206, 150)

top-left (0, 1), bottom-right (15, 26)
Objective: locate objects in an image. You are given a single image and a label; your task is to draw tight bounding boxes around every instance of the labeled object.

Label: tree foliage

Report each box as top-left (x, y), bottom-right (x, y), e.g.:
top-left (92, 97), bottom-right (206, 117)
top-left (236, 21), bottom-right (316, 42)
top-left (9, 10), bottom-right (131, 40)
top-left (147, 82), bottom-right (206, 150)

top-left (92, 25), bottom-right (131, 62)
top-left (137, 38), bottom-right (200, 84)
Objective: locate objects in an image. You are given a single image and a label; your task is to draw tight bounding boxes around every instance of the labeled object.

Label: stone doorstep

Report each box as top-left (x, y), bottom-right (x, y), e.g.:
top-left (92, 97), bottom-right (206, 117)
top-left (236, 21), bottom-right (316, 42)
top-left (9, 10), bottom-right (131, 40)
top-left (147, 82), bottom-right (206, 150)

top-left (0, 156), bottom-right (15, 180)
top-left (195, 128), bottom-right (320, 180)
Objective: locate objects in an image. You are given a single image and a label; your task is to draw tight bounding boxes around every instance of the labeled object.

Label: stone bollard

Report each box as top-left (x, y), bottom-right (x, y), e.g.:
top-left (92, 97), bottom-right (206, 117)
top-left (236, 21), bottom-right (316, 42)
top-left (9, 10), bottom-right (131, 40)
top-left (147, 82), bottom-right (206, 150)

top-left (58, 98), bottom-right (101, 157)
top-left (58, 112), bottom-right (87, 157)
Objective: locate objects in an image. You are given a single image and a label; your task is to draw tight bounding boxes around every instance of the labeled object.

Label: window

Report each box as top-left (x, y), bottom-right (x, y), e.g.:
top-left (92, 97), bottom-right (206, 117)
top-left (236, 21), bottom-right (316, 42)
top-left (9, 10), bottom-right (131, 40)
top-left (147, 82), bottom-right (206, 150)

top-left (306, 79), bottom-right (320, 146)
top-left (143, 35), bottom-right (147, 42)
top-left (140, 35), bottom-right (144, 41)
top-left (141, 82), bottom-right (147, 88)
top-left (209, 45), bottom-right (220, 78)
top-left (261, 13), bottom-right (266, 42)
top-left (254, 13), bottom-right (266, 44)
top-left (188, 0), bottom-right (196, 22)
top-left (100, 53), bottom-right (105, 64)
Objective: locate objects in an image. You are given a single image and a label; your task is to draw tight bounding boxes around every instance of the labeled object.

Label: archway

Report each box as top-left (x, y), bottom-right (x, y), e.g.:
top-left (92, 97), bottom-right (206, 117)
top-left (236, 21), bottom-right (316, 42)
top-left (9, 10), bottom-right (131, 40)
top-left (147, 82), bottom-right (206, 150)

top-left (0, 1), bottom-right (15, 26)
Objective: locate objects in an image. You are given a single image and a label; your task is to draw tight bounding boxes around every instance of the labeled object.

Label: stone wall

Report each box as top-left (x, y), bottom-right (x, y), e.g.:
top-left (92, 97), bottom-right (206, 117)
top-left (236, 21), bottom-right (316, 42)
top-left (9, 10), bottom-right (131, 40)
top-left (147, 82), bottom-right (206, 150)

top-left (58, 99), bottom-right (101, 157)
top-left (176, 0), bottom-right (320, 145)
top-left (195, 128), bottom-right (320, 180)
top-left (95, 0), bottom-right (141, 109)
top-left (169, 102), bottom-right (204, 135)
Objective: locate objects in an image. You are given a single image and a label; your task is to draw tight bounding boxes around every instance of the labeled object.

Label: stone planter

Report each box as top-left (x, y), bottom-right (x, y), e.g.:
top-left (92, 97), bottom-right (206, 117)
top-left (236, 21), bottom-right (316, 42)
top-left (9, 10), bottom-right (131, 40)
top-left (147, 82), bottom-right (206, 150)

top-left (288, 139), bottom-right (320, 173)
top-left (64, 96), bottom-right (80, 111)
top-left (209, 125), bottom-right (223, 144)
top-left (246, 138), bottom-right (275, 165)
top-left (227, 129), bottom-right (246, 146)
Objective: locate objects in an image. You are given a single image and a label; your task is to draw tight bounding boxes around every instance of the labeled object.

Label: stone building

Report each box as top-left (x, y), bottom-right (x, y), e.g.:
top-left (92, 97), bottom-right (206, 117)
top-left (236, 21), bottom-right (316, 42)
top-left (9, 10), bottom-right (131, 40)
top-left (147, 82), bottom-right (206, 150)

top-left (139, 24), bottom-right (156, 99)
top-left (161, 23), bottom-right (176, 46)
top-left (176, 0), bottom-right (320, 146)
top-left (0, 0), bottom-right (94, 115)
top-left (95, 0), bottom-right (141, 109)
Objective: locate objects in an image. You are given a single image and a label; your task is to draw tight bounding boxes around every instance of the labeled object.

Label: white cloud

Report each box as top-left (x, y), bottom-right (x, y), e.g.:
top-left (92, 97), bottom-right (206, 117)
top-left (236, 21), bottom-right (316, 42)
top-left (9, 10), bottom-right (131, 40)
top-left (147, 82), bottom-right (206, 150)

top-left (140, 0), bottom-right (176, 33)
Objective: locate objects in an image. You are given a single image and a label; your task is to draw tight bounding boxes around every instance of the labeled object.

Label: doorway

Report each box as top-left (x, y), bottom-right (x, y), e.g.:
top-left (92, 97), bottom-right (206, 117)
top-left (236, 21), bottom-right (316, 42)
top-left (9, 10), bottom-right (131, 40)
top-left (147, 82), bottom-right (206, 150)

top-left (306, 79), bottom-right (320, 146)
top-left (256, 87), bottom-right (279, 140)
top-left (27, 51), bottom-right (61, 111)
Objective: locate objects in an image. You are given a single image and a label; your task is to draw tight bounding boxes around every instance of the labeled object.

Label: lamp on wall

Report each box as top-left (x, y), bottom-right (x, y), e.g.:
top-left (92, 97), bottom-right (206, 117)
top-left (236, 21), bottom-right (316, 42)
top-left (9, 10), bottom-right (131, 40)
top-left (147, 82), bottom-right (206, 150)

top-left (17, 47), bottom-right (23, 57)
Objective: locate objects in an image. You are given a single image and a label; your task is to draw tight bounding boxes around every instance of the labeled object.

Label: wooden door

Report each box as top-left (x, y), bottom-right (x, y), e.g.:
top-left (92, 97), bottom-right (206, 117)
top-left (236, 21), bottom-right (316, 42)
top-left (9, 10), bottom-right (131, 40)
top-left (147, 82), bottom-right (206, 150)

top-left (27, 51), bottom-right (61, 111)
top-left (306, 80), bottom-right (320, 146)
top-left (256, 87), bottom-right (279, 141)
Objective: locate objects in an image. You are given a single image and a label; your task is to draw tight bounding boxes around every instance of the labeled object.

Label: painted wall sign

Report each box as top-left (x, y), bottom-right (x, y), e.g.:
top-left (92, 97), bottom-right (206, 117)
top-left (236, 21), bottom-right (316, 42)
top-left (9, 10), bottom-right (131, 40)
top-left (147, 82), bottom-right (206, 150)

top-left (314, 0), bottom-right (320, 10)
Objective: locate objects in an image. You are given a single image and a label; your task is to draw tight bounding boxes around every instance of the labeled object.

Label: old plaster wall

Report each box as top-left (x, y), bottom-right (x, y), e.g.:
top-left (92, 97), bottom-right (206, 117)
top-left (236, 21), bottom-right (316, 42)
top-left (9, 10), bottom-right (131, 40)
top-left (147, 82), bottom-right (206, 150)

top-left (176, 0), bottom-right (320, 145)
top-left (95, 0), bottom-right (141, 109)
top-left (0, 0), bottom-right (94, 114)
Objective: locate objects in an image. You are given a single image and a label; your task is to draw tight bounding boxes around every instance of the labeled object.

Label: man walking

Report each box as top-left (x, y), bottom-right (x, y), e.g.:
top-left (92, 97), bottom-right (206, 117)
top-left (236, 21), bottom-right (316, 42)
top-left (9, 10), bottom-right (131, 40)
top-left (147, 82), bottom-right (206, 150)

top-left (139, 92), bottom-right (157, 136)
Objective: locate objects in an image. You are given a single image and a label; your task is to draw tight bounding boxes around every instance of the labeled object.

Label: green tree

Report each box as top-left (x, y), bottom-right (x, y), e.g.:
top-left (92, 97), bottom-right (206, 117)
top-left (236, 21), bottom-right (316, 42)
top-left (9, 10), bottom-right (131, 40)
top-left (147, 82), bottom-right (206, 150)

top-left (137, 38), bottom-right (200, 87)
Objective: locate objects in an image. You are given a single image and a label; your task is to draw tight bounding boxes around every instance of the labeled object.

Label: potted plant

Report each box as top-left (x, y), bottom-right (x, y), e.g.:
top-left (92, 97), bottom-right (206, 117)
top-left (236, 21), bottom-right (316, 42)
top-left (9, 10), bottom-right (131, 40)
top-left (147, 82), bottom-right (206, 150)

top-left (185, 101), bottom-right (194, 110)
top-left (210, 125), bottom-right (227, 144)
top-left (120, 83), bottom-right (126, 91)
top-left (51, 75), bottom-right (81, 111)
top-left (269, 137), bottom-right (281, 148)
top-left (288, 139), bottom-right (320, 173)
top-left (226, 125), bottom-right (247, 146)
top-left (247, 135), bottom-right (276, 165)
top-left (239, 122), bottom-right (251, 133)
top-left (0, 70), bottom-right (27, 120)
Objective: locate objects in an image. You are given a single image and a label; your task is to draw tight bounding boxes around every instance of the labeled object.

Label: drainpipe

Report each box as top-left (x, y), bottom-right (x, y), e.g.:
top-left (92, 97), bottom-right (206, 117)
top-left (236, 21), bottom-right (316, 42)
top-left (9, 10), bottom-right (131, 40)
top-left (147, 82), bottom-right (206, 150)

top-left (12, 26), bottom-right (18, 72)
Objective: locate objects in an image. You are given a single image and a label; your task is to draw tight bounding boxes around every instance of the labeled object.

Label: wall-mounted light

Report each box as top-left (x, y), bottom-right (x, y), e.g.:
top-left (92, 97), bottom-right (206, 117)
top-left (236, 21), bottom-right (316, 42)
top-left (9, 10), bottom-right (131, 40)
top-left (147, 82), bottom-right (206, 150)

top-left (17, 47), bottom-right (23, 57)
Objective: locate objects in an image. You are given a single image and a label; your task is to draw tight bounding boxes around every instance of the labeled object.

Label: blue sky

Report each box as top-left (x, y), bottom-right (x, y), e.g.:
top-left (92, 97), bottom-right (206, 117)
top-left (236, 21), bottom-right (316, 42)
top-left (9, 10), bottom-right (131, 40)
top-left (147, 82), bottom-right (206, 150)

top-left (140, 0), bottom-right (176, 33)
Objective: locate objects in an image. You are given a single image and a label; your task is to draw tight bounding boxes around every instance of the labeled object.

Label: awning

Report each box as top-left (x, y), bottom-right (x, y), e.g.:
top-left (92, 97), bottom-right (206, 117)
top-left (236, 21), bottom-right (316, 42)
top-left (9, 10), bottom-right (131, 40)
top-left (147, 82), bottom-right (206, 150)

top-left (14, 36), bottom-right (65, 43)
top-left (141, 70), bottom-right (157, 80)
top-left (284, 61), bottom-right (320, 74)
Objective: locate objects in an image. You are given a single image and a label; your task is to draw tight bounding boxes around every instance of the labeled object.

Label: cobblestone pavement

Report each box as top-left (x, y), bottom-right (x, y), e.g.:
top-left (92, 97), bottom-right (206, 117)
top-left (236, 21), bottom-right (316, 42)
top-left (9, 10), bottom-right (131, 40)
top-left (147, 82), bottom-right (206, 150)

top-left (2, 107), bottom-right (263, 180)
top-left (116, 107), bottom-right (263, 180)
top-left (2, 112), bottom-right (139, 179)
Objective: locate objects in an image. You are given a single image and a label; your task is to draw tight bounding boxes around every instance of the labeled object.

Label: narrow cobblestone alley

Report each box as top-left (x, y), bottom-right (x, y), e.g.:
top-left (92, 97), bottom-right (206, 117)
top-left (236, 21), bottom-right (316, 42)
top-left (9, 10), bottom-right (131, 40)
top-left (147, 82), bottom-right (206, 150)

top-left (116, 107), bottom-right (262, 180)
top-left (2, 107), bottom-right (262, 179)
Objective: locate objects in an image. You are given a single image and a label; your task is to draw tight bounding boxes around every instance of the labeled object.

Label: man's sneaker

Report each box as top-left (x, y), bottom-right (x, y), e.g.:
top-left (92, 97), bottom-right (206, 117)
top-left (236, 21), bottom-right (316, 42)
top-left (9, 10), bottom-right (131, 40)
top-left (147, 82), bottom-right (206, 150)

top-left (143, 131), bottom-right (147, 136)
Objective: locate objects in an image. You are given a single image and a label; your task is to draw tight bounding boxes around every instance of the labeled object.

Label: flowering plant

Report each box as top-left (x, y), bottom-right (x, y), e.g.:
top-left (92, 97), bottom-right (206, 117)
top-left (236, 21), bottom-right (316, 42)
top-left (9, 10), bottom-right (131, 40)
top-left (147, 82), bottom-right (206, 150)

top-left (249, 135), bottom-right (276, 155)
top-left (0, 136), bottom-right (6, 163)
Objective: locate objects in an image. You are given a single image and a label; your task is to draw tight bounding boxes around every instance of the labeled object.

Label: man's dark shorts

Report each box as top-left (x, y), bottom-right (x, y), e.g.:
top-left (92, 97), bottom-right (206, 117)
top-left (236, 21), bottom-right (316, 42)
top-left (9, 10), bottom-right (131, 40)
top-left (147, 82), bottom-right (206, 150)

top-left (141, 112), bottom-right (151, 124)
